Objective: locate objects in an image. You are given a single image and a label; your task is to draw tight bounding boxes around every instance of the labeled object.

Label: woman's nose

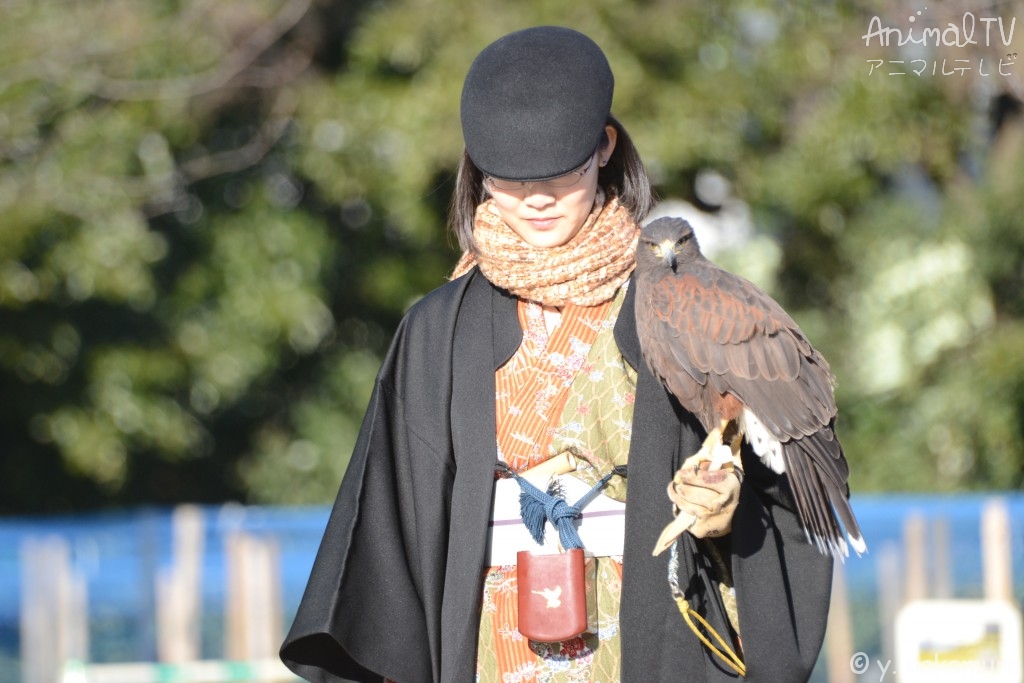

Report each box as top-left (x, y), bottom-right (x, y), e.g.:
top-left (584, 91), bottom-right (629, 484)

top-left (523, 186), bottom-right (556, 207)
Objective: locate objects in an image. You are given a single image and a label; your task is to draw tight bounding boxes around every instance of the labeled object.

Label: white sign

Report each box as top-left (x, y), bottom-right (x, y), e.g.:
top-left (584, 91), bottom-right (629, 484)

top-left (895, 600), bottom-right (1023, 683)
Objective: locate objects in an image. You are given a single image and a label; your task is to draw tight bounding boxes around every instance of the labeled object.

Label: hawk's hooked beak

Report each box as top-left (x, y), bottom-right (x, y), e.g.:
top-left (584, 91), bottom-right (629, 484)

top-left (657, 241), bottom-right (678, 271)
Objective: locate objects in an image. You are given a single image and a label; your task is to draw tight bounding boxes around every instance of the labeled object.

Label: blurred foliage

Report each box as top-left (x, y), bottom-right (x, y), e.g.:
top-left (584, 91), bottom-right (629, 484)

top-left (1, 0), bottom-right (1022, 512)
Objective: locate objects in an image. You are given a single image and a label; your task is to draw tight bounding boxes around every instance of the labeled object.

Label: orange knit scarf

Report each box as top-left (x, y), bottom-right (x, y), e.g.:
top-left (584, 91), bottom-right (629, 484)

top-left (450, 190), bottom-right (639, 307)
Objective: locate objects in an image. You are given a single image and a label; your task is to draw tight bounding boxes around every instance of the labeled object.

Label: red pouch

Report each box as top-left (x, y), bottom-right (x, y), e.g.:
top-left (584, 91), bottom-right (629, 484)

top-left (516, 548), bottom-right (587, 642)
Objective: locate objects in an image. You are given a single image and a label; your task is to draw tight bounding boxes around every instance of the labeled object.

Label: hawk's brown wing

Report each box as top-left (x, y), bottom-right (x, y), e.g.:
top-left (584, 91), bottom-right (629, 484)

top-left (639, 262), bottom-right (836, 439)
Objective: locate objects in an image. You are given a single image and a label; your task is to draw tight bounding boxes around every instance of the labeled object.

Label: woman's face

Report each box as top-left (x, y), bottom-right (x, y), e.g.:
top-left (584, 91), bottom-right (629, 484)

top-left (487, 125), bottom-right (618, 249)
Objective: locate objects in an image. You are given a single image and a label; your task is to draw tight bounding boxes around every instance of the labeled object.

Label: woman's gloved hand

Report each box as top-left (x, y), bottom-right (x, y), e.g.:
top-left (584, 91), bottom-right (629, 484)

top-left (667, 460), bottom-right (743, 538)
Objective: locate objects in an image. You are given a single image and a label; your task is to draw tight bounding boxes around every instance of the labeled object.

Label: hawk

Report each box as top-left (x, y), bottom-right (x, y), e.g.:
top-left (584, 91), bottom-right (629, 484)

top-left (635, 217), bottom-right (865, 559)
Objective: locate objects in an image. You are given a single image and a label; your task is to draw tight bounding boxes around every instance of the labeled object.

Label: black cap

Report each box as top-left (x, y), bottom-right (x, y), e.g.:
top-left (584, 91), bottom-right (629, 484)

top-left (460, 26), bottom-right (614, 181)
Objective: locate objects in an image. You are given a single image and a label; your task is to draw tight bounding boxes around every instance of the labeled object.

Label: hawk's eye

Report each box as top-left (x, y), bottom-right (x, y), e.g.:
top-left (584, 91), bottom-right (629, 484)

top-left (675, 233), bottom-right (692, 248)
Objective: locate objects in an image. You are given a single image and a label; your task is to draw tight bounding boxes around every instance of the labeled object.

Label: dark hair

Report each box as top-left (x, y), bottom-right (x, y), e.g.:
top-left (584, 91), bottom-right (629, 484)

top-left (447, 115), bottom-right (656, 254)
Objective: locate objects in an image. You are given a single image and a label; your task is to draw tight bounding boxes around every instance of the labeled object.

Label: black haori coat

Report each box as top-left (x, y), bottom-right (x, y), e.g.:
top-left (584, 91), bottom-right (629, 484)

top-left (280, 268), bottom-right (833, 683)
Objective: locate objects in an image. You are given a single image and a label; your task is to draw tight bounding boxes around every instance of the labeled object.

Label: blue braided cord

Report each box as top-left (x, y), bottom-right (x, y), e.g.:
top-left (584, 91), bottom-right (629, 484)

top-left (514, 471), bottom-right (616, 551)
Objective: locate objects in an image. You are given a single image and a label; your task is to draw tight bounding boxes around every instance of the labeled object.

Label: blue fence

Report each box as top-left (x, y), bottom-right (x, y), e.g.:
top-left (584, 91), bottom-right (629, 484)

top-left (1, 494), bottom-right (1022, 683)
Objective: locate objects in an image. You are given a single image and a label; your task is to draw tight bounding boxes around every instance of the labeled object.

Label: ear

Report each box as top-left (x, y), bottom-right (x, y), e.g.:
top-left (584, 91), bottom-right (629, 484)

top-left (599, 124), bottom-right (618, 166)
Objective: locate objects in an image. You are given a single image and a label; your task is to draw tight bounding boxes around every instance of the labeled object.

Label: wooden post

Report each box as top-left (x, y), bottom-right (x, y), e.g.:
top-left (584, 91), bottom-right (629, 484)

top-left (981, 497), bottom-right (1013, 602)
top-left (931, 517), bottom-right (953, 599)
top-left (21, 537), bottom-right (54, 683)
top-left (825, 560), bottom-right (855, 683)
top-left (156, 504), bottom-right (205, 662)
top-left (876, 541), bottom-right (902, 666)
top-left (225, 532), bottom-right (283, 660)
top-left (902, 513), bottom-right (928, 603)
top-left (137, 511), bottom-right (161, 660)
top-left (20, 536), bottom-right (88, 683)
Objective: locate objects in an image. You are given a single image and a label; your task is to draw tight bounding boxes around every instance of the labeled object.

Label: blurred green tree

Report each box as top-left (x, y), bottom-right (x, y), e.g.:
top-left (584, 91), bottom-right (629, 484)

top-left (0, 0), bottom-right (1021, 512)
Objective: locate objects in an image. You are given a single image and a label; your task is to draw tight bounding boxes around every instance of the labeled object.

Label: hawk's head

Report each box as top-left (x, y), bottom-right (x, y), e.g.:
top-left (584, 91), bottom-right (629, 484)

top-left (637, 217), bottom-right (702, 273)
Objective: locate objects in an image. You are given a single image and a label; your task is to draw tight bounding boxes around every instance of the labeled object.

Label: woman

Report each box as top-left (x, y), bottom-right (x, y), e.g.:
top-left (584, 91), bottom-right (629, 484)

top-left (281, 26), bottom-right (832, 683)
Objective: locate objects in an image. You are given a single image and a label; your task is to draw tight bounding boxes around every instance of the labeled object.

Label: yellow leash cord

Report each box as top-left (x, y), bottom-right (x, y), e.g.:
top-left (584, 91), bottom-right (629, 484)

top-left (674, 596), bottom-right (746, 677)
top-left (668, 540), bottom-right (747, 677)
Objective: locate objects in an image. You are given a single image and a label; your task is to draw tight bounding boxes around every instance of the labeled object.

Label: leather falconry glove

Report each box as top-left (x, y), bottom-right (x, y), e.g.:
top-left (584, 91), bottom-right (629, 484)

top-left (667, 460), bottom-right (742, 539)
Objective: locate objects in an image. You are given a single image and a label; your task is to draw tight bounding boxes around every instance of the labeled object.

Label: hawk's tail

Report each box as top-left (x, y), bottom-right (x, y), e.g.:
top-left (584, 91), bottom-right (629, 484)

top-left (783, 430), bottom-right (866, 560)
